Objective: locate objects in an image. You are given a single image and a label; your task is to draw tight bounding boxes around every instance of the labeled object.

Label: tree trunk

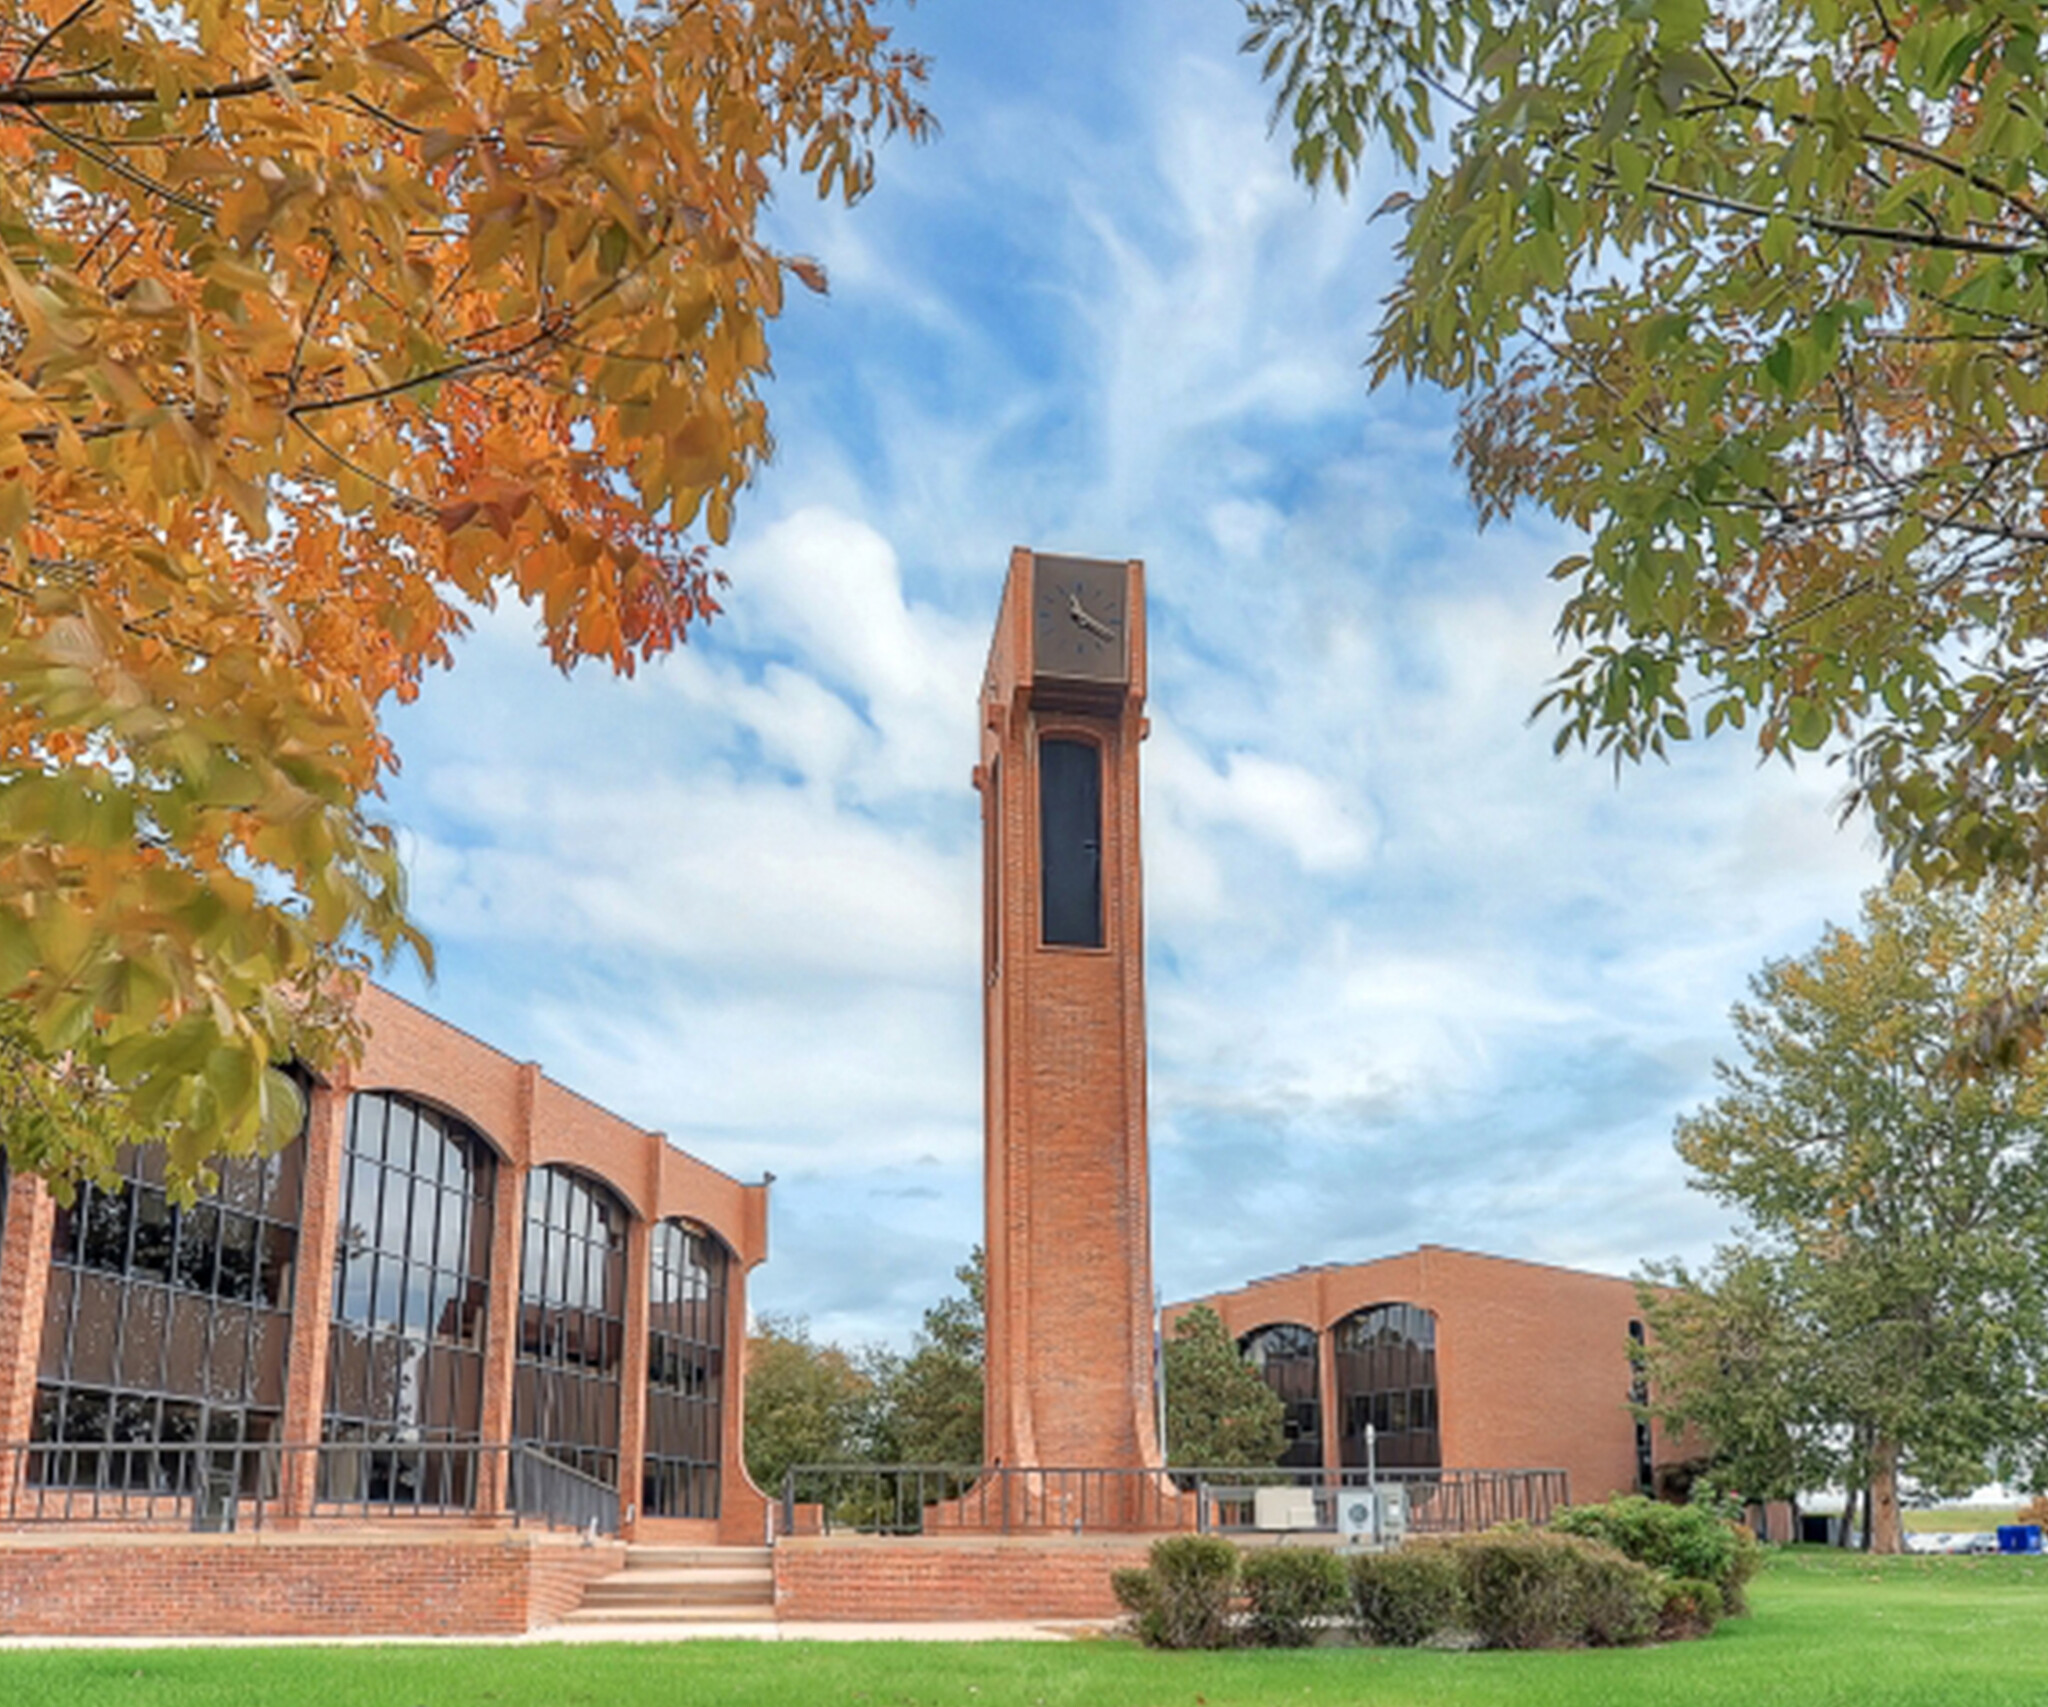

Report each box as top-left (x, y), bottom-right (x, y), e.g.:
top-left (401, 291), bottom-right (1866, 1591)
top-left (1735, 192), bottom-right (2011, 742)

top-left (1839, 1476), bottom-right (1859, 1548)
top-left (1868, 1437), bottom-right (1903, 1555)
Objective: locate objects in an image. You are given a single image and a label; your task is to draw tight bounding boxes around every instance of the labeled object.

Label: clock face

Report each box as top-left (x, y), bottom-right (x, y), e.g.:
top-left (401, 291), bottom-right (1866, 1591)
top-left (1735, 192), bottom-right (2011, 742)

top-left (1031, 555), bottom-right (1128, 685)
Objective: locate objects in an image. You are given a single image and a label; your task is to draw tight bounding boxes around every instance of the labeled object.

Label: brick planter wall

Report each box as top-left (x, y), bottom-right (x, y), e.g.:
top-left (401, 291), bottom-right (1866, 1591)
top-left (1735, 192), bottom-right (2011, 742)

top-left (0, 1531), bottom-right (624, 1637)
top-left (774, 1534), bottom-right (1157, 1621)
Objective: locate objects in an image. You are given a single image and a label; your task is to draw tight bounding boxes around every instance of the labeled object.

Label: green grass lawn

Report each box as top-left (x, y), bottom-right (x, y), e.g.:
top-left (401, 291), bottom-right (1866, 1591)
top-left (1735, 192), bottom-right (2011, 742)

top-left (4, 1549), bottom-right (2046, 1707)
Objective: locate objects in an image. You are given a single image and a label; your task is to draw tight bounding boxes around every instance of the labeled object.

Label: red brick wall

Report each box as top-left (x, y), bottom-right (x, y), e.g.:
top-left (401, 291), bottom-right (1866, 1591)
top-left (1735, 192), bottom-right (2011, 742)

top-left (0, 1532), bottom-right (624, 1637)
top-left (1170, 1245), bottom-right (1667, 1505)
top-left (775, 1535), bottom-right (1154, 1621)
top-left (978, 550), bottom-right (1162, 1477)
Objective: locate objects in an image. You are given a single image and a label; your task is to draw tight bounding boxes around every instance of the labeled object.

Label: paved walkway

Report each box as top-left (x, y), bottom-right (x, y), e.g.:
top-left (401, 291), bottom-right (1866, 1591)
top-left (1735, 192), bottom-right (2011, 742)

top-left (0, 1619), bottom-right (1117, 1648)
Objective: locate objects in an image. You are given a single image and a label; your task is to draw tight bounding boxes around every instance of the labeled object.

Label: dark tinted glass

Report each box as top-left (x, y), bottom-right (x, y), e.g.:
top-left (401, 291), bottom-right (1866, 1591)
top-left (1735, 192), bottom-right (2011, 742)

top-left (643, 1219), bottom-right (728, 1519)
top-left (33, 1128), bottom-right (306, 1480)
top-left (322, 1091), bottom-right (495, 1512)
top-left (1040, 737), bottom-right (1103, 948)
top-left (1240, 1322), bottom-right (1322, 1469)
top-left (1333, 1302), bottom-right (1441, 1471)
top-left (513, 1165), bottom-right (627, 1492)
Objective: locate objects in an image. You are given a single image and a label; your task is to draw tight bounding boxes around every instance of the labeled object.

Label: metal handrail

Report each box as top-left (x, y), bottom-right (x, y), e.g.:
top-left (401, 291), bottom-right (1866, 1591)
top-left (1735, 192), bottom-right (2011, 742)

top-left (0, 1439), bottom-right (620, 1534)
top-left (776, 1461), bottom-right (1571, 1539)
top-left (509, 1444), bottom-right (622, 1536)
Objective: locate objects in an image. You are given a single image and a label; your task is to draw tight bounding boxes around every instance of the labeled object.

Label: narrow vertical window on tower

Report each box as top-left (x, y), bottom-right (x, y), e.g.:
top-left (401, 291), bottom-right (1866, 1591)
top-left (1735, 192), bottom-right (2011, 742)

top-left (1039, 737), bottom-right (1103, 948)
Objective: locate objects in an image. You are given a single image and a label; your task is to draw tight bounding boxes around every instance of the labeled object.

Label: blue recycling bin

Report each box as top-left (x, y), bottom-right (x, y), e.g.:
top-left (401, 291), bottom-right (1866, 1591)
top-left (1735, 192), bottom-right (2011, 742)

top-left (1994, 1525), bottom-right (2042, 1554)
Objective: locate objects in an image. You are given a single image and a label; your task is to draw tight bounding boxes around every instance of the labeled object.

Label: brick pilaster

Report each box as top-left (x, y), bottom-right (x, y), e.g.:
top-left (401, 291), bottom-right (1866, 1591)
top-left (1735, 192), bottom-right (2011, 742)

top-left (475, 1064), bottom-right (537, 1517)
top-left (0, 1171), bottom-right (55, 1513)
top-left (278, 1074), bottom-right (351, 1518)
top-left (616, 1213), bottom-right (650, 1537)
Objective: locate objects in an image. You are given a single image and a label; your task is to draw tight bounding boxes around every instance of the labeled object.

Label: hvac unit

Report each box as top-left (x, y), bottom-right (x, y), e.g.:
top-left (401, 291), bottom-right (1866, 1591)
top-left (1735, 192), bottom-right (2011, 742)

top-left (1253, 1486), bottom-right (1319, 1530)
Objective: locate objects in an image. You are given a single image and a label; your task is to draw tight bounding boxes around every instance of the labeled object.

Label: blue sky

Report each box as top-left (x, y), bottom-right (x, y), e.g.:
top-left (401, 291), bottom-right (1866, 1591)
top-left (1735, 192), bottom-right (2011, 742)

top-left (371, 0), bottom-right (1886, 1349)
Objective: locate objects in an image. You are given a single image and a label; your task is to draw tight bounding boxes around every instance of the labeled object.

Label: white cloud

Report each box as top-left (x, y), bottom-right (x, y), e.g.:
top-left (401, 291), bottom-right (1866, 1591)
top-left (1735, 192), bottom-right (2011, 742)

top-left (372, 5), bottom-right (1889, 1346)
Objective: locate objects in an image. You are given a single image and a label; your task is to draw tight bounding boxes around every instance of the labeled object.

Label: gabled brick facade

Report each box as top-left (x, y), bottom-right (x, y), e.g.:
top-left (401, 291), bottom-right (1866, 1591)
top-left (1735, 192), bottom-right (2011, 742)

top-left (0, 983), bottom-right (770, 1545)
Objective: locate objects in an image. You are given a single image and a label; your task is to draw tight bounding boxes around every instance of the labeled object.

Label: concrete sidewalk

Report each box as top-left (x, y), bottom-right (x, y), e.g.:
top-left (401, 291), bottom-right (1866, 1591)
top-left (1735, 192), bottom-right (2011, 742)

top-left (0, 1619), bottom-right (1118, 1648)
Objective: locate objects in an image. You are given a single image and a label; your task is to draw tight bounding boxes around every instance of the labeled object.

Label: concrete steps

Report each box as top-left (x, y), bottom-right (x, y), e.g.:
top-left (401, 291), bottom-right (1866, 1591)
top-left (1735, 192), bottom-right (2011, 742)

top-left (560, 1545), bottom-right (774, 1626)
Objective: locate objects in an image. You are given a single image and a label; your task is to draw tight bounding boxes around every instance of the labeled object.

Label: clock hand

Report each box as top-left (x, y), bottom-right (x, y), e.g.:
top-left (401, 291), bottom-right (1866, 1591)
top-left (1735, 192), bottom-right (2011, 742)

top-left (1067, 591), bottom-right (1118, 642)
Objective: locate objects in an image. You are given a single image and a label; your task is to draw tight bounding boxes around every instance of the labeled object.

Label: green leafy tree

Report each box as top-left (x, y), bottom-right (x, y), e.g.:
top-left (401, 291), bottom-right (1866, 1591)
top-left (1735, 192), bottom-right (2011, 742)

top-left (1163, 1303), bottom-right (1287, 1468)
top-left (741, 1313), bottom-right (884, 1497)
top-left (875, 1247), bottom-right (985, 1465)
top-left (1244, 0), bottom-right (2048, 887)
top-left (1642, 880), bottom-right (2048, 1553)
top-left (1634, 1248), bottom-right (1827, 1515)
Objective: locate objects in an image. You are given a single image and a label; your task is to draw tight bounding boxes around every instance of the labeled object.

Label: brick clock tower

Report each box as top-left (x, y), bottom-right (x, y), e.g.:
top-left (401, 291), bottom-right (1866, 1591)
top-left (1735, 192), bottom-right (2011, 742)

top-left (974, 547), bottom-right (1163, 1472)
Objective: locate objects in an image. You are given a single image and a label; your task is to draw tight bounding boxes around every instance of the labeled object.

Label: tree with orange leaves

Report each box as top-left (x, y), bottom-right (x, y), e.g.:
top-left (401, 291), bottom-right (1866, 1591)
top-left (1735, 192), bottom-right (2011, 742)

top-left (0, 0), bottom-right (928, 1186)
top-left (1246, 0), bottom-right (2048, 887)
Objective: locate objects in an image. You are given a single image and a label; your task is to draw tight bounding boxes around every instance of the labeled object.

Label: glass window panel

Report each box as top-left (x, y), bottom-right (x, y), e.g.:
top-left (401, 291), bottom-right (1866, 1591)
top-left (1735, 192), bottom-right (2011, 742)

top-left (383, 1096), bottom-right (415, 1171)
top-left (118, 1287), bottom-right (169, 1391)
top-left (80, 1186), bottom-right (132, 1271)
top-left (214, 1156), bottom-right (262, 1216)
top-left (249, 1313), bottom-right (288, 1408)
top-left (205, 1317), bottom-right (249, 1401)
top-left (376, 1162), bottom-right (410, 1258)
top-left (166, 1294), bottom-right (209, 1396)
top-left (371, 1257), bottom-right (403, 1330)
top-left (261, 1141), bottom-right (303, 1223)
top-left (217, 1213), bottom-right (258, 1302)
top-left (403, 1268), bottom-right (432, 1339)
top-left (49, 1199), bottom-right (78, 1266)
top-left (256, 1223), bottom-right (295, 1309)
top-left (175, 1203), bottom-right (220, 1294)
top-left (38, 1268), bottom-right (73, 1380)
top-left (69, 1272), bottom-right (122, 1385)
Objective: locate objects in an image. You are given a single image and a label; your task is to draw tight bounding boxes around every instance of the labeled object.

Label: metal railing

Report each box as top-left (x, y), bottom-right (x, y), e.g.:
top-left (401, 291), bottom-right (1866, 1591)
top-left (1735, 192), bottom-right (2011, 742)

top-left (778, 1462), bottom-right (1569, 1539)
top-left (0, 1440), bottom-right (620, 1536)
top-left (1194, 1466), bottom-right (1570, 1535)
top-left (508, 1446), bottom-right (621, 1536)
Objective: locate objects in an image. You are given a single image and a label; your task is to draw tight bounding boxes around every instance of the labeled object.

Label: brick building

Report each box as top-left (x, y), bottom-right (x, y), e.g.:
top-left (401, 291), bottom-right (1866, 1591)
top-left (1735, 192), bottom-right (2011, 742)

top-left (1170, 1245), bottom-right (1673, 1507)
top-left (0, 983), bottom-right (770, 1548)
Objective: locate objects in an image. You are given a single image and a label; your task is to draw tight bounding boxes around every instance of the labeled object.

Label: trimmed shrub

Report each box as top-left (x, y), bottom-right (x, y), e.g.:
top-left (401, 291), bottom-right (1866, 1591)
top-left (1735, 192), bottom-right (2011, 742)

top-left (1454, 1530), bottom-right (1660, 1650)
top-left (1658, 1575), bottom-right (1725, 1640)
top-left (1113, 1535), bottom-right (1239, 1649)
top-left (1240, 1547), bottom-right (1347, 1648)
top-left (1571, 1543), bottom-right (1663, 1647)
top-left (1551, 1494), bottom-right (1761, 1614)
top-left (1348, 1544), bottom-right (1467, 1647)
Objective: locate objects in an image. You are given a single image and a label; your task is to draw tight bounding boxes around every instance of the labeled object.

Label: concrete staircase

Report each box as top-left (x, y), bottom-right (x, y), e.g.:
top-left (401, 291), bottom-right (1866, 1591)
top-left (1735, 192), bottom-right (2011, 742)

top-left (560, 1545), bottom-right (775, 1627)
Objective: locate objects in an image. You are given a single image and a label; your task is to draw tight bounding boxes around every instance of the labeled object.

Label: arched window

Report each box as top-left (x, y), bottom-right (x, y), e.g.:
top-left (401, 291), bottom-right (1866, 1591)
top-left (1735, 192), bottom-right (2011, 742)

top-left (514, 1166), bottom-right (627, 1487)
top-left (644, 1219), bottom-right (729, 1519)
top-left (1333, 1302), bottom-right (1440, 1471)
top-left (323, 1092), bottom-right (495, 1507)
top-left (1239, 1322), bottom-right (1321, 1468)
top-left (34, 1138), bottom-right (305, 1486)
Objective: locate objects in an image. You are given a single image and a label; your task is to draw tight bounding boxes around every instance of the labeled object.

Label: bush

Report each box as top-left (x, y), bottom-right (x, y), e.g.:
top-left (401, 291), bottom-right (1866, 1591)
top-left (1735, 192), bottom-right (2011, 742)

top-left (1240, 1548), bottom-right (1346, 1647)
top-left (1551, 1494), bottom-right (1761, 1613)
top-left (1658, 1575), bottom-right (1725, 1640)
top-left (1348, 1544), bottom-right (1467, 1647)
top-left (1113, 1535), bottom-right (1240, 1649)
top-left (1453, 1531), bottom-right (1660, 1650)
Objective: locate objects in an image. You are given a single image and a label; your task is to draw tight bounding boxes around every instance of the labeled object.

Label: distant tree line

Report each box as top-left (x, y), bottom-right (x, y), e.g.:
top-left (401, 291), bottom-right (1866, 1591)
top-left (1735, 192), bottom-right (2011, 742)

top-left (742, 1250), bottom-right (1284, 1494)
